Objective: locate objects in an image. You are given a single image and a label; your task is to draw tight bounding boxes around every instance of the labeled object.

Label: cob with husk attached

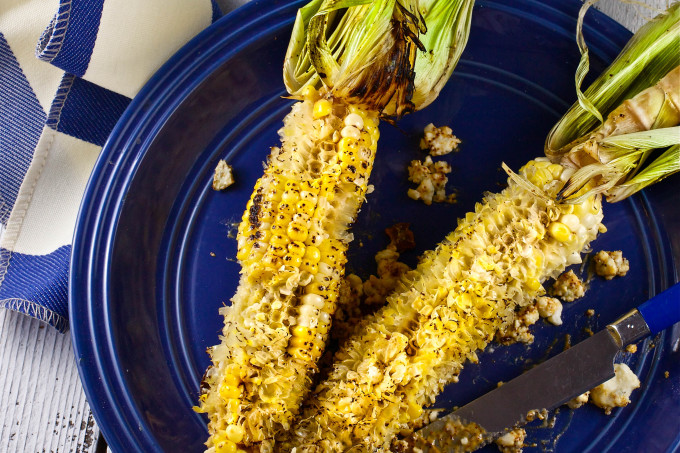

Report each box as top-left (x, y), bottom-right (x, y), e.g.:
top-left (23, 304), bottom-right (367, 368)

top-left (284, 3), bottom-right (679, 451)
top-left (195, 1), bottom-right (475, 451)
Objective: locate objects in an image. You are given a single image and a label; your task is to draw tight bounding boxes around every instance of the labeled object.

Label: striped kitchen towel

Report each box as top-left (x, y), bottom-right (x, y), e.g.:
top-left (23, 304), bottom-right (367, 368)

top-left (0, 0), bottom-right (221, 332)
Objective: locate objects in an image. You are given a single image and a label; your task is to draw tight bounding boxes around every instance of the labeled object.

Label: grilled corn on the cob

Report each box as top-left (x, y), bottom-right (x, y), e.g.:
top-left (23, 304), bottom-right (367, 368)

top-left (196, 87), bottom-right (379, 452)
top-left (283, 159), bottom-right (603, 451)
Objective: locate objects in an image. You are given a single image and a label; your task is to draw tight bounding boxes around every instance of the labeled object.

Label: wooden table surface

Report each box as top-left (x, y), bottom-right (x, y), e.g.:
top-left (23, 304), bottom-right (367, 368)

top-left (0, 1), bottom-right (668, 452)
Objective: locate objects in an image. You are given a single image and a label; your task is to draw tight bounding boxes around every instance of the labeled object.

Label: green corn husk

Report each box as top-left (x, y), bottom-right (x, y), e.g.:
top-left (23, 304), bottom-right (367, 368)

top-left (606, 144), bottom-right (680, 202)
top-left (283, 0), bottom-right (474, 116)
top-left (547, 1), bottom-right (680, 203)
top-left (546, 2), bottom-right (680, 158)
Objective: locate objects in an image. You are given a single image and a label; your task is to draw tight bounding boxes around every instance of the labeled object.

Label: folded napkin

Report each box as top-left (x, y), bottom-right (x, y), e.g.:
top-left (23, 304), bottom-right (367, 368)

top-left (0, 0), bottom-right (221, 332)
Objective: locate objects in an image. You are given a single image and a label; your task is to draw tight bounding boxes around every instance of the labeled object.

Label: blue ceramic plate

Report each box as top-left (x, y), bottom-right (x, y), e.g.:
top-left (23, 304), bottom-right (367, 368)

top-left (70, 1), bottom-right (680, 452)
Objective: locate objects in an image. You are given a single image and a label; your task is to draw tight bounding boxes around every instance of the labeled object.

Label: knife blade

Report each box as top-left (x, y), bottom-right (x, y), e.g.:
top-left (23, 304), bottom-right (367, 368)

top-left (413, 282), bottom-right (680, 452)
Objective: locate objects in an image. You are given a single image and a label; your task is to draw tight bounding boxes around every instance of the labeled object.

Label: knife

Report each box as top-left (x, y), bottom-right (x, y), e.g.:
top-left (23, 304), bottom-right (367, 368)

top-left (413, 282), bottom-right (680, 452)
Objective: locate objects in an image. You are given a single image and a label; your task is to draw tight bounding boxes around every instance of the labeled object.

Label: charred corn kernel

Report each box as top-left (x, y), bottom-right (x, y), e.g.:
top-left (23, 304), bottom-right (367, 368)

top-left (296, 199), bottom-right (315, 216)
top-left (284, 156), bottom-right (604, 452)
top-left (291, 325), bottom-right (315, 339)
top-left (270, 234), bottom-right (289, 248)
top-left (274, 212), bottom-right (293, 226)
top-left (313, 99), bottom-right (332, 118)
top-left (287, 221), bottom-right (308, 242)
top-left (278, 202), bottom-right (296, 215)
top-left (199, 94), bottom-right (380, 450)
top-left (281, 189), bottom-right (300, 204)
top-left (288, 347), bottom-right (311, 360)
top-left (289, 336), bottom-right (312, 349)
top-left (300, 260), bottom-right (319, 274)
top-left (261, 253), bottom-right (281, 267)
top-left (282, 255), bottom-right (302, 267)
top-left (338, 137), bottom-right (359, 154)
top-left (548, 222), bottom-right (571, 242)
top-left (287, 241), bottom-right (306, 258)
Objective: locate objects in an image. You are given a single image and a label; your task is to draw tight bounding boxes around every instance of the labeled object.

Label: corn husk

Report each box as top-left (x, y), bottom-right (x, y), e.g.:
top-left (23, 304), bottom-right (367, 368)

top-left (283, 0), bottom-right (474, 116)
top-left (547, 2), bottom-right (680, 202)
top-left (546, 2), bottom-right (680, 158)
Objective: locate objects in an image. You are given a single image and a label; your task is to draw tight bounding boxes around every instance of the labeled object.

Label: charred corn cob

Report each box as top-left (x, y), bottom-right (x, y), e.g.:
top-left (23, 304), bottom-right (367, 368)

top-left (196, 87), bottom-right (379, 451)
top-left (283, 159), bottom-right (604, 451)
top-left (197, 0), bottom-right (475, 450)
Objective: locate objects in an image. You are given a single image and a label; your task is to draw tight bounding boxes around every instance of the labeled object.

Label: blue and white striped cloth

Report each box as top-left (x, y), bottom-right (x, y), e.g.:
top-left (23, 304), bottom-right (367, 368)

top-left (0, 0), bottom-right (221, 332)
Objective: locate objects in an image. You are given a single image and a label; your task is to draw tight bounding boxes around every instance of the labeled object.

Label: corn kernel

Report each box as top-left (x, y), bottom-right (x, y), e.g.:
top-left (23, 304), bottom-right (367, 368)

top-left (288, 221), bottom-right (308, 242)
top-left (274, 212), bottom-right (292, 226)
top-left (534, 252), bottom-right (544, 268)
top-left (291, 325), bottom-right (315, 339)
top-left (548, 163), bottom-right (564, 178)
top-left (236, 246), bottom-right (250, 262)
top-left (530, 169), bottom-right (551, 187)
top-left (288, 346), bottom-right (311, 360)
top-left (301, 293), bottom-right (325, 309)
top-left (338, 136), bottom-right (359, 154)
top-left (407, 400), bottom-right (423, 419)
top-left (214, 438), bottom-right (237, 453)
top-left (296, 199), bottom-right (316, 216)
top-left (548, 221), bottom-right (571, 242)
top-left (526, 277), bottom-right (542, 291)
top-left (560, 214), bottom-right (580, 232)
top-left (300, 261), bottom-right (318, 274)
top-left (287, 241), bottom-right (306, 258)
top-left (313, 99), bottom-right (332, 118)
top-left (262, 253), bottom-right (281, 267)
top-left (282, 255), bottom-right (302, 267)
top-left (281, 189), bottom-right (300, 204)
top-left (310, 343), bottom-right (322, 357)
top-left (219, 383), bottom-right (242, 400)
top-left (222, 374), bottom-right (241, 388)
top-left (291, 336), bottom-right (315, 349)
top-left (300, 84), bottom-right (317, 100)
top-left (316, 322), bottom-right (330, 335)
top-left (303, 245), bottom-right (321, 263)
top-left (225, 424), bottom-right (245, 443)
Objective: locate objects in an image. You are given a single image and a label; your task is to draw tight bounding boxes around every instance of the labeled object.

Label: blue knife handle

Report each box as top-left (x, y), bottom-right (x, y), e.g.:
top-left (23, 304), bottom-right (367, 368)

top-left (638, 283), bottom-right (680, 335)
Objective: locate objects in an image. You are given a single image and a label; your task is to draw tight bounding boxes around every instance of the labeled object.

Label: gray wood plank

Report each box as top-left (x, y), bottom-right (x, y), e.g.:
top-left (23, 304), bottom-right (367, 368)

top-left (0, 309), bottom-right (99, 453)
